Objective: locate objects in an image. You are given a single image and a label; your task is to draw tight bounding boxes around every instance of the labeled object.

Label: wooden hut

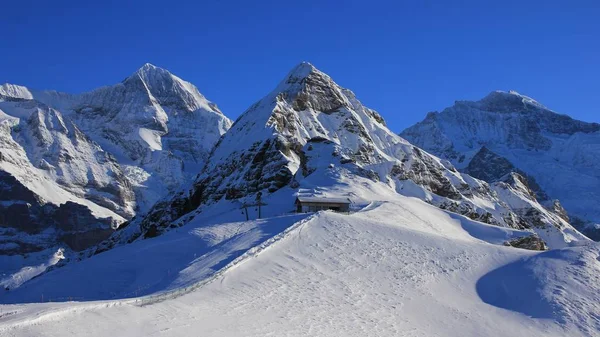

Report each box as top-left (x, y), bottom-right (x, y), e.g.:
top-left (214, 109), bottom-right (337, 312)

top-left (295, 196), bottom-right (351, 213)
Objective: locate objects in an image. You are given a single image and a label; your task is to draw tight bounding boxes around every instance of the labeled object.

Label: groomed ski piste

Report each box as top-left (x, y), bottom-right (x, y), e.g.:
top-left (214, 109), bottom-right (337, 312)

top-left (1, 174), bottom-right (599, 336)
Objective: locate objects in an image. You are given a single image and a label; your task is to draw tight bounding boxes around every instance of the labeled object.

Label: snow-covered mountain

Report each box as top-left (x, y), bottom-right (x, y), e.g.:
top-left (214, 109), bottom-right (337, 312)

top-left (1, 64), bottom-right (231, 212)
top-left (400, 90), bottom-right (600, 239)
top-left (2, 63), bottom-right (598, 336)
top-left (104, 63), bottom-right (586, 252)
top-left (0, 64), bottom-right (231, 276)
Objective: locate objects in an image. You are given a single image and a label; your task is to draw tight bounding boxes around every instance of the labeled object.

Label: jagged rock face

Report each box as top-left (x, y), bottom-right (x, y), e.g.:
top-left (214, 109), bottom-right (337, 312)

top-left (484, 172), bottom-right (585, 248)
top-left (123, 63), bottom-right (398, 238)
top-left (56, 64), bottom-right (231, 210)
top-left (0, 171), bottom-right (115, 254)
top-left (108, 63), bottom-right (586, 249)
top-left (499, 172), bottom-right (537, 201)
top-left (553, 200), bottom-right (570, 222)
top-left (401, 90), bottom-right (600, 236)
top-left (465, 146), bottom-right (515, 182)
top-left (14, 102), bottom-right (133, 217)
top-left (0, 97), bottom-right (134, 239)
top-left (391, 147), bottom-right (462, 200)
top-left (464, 147), bottom-right (548, 201)
top-left (0, 99), bottom-right (128, 228)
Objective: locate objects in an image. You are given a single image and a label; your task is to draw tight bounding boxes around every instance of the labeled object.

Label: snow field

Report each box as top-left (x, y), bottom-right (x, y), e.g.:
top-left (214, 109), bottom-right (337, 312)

top-left (2, 196), bottom-right (598, 336)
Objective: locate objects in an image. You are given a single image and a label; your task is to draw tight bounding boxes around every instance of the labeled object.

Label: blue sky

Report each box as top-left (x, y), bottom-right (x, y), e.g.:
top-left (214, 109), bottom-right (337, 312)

top-left (2, 0), bottom-right (599, 131)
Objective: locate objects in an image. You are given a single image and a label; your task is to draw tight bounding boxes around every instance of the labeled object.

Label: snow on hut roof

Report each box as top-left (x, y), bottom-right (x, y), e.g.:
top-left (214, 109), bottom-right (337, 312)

top-left (296, 196), bottom-right (351, 204)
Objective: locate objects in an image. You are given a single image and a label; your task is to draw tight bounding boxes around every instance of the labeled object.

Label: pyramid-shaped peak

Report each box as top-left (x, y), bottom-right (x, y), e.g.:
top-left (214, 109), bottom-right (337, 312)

top-left (140, 62), bottom-right (157, 69)
top-left (122, 63), bottom-right (182, 91)
top-left (288, 61), bottom-right (318, 77)
top-left (266, 61), bottom-right (350, 113)
top-left (274, 61), bottom-right (338, 93)
top-left (282, 61), bottom-right (333, 85)
top-left (131, 62), bottom-right (173, 77)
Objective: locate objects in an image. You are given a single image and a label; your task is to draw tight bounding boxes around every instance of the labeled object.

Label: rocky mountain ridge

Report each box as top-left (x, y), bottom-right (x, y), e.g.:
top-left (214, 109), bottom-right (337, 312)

top-left (0, 64), bottom-right (231, 262)
top-left (401, 90), bottom-right (600, 238)
top-left (101, 63), bottom-right (587, 253)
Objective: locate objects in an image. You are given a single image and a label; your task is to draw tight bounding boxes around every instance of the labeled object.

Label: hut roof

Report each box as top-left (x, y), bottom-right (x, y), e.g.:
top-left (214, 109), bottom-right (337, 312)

top-left (296, 196), bottom-right (351, 204)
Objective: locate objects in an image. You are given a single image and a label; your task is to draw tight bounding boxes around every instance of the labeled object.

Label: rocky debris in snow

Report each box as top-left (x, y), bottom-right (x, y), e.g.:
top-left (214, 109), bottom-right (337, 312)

top-left (552, 199), bottom-right (570, 222)
top-left (504, 235), bottom-right (548, 251)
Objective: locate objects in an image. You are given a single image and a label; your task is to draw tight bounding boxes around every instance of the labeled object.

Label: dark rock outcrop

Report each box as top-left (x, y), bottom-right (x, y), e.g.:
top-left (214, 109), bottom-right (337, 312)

top-left (464, 147), bottom-right (547, 201)
top-left (504, 235), bottom-right (548, 251)
top-left (0, 171), bottom-right (115, 254)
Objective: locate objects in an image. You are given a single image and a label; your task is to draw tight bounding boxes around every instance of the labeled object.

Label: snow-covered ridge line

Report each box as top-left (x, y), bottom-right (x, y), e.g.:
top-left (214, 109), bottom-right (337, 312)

top-left (1, 63), bottom-right (232, 217)
top-left (0, 212), bottom-right (317, 330)
top-left (136, 213), bottom-right (317, 306)
top-left (0, 297), bottom-right (129, 332)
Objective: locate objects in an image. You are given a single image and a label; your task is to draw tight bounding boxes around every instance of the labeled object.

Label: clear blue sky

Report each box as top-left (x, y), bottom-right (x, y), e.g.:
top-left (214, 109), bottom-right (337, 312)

top-left (2, 0), bottom-right (598, 131)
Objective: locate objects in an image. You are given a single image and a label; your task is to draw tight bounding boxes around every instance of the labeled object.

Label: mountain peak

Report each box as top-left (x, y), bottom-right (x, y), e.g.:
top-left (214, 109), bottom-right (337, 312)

top-left (0, 83), bottom-right (34, 100)
top-left (287, 61), bottom-right (318, 78)
top-left (476, 90), bottom-right (547, 112)
top-left (269, 62), bottom-right (349, 114)
top-left (279, 61), bottom-right (333, 86)
top-left (129, 62), bottom-right (173, 80)
top-left (141, 62), bottom-right (157, 69)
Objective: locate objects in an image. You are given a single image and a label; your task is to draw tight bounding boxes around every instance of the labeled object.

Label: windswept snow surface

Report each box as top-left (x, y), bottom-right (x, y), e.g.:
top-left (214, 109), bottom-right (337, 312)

top-left (1, 191), bottom-right (598, 336)
top-left (0, 207), bottom-right (310, 303)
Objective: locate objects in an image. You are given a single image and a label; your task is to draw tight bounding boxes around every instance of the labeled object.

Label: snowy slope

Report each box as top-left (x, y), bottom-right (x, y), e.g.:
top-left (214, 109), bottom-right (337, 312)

top-left (110, 63), bottom-right (586, 251)
top-left (1, 193), bottom-right (598, 336)
top-left (401, 90), bottom-right (600, 237)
